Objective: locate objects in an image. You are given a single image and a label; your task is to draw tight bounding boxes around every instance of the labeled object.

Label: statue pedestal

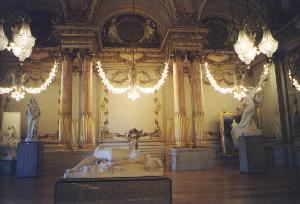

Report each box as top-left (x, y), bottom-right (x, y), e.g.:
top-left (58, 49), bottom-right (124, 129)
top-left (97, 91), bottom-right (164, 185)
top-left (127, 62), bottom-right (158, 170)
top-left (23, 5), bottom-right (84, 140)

top-left (16, 141), bottom-right (44, 177)
top-left (239, 136), bottom-right (266, 174)
top-left (55, 177), bottom-right (172, 204)
top-left (171, 147), bottom-right (212, 171)
top-left (0, 159), bottom-right (16, 174)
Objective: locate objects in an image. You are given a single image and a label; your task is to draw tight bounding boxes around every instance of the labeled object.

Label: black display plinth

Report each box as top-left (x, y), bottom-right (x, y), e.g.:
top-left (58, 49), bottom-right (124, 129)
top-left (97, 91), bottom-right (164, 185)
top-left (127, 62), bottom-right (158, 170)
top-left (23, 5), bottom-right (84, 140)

top-left (0, 160), bottom-right (16, 174)
top-left (55, 176), bottom-right (172, 204)
top-left (239, 136), bottom-right (266, 174)
top-left (16, 141), bottom-right (43, 177)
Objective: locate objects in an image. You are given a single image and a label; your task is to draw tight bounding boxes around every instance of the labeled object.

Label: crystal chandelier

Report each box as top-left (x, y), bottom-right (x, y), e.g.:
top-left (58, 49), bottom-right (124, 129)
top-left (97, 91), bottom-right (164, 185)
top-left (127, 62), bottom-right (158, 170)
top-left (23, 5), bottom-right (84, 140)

top-left (0, 19), bottom-right (35, 62)
top-left (232, 1), bottom-right (278, 66)
top-left (258, 28), bottom-right (279, 58)
top-left (97, 54), bottom-right (169, 101)
top-left (127, 53), bottom-right (141, 101)
top-left (0, 62), bottom-right (58, 101)
top-left (97, 0), bottom-right (169, 100)
top-left (233, 26), bottom-right (257, 65)
top-left (234, 26), bottom-right (278, 66)
top-left (0, 22), bottom-right (9, 51)
top-left (204, 62), bottom-right (270, 100)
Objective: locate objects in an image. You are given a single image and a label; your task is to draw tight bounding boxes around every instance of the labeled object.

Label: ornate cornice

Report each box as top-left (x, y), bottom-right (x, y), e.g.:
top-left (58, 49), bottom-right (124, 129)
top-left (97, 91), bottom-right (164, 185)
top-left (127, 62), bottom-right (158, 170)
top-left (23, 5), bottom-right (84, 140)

top-left (203, 49), bottom-right (245, 67)
top-left (97, 48), bottom-right (164, 67)
top-left (55, 25), bottom-right (99, 51)
top-left (161, 27), bottom-right (208, 55)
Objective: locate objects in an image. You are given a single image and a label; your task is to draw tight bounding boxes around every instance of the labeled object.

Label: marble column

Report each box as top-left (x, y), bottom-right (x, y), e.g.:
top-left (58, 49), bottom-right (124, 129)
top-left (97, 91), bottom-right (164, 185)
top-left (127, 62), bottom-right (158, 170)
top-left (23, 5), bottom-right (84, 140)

top-left (173, 56), bottom-right (186, 147)
top-left (190, 59), bottom-right (206, 146)
top-left (59, 55), bottom-right (73, 148)
top-left (80, 55), bottom-right (94, 147)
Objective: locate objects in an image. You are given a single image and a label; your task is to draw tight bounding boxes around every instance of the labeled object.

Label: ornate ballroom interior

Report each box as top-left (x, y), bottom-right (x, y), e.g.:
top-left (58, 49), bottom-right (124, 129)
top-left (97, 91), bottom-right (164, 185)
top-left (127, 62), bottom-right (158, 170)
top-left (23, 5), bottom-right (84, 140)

top-left (0, 0), bottom-right (300, 203)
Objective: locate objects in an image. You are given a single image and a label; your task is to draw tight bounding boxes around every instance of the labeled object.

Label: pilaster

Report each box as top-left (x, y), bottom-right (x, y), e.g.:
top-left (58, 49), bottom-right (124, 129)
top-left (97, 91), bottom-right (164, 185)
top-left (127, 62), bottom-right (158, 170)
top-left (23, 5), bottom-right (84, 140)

top-left (80, 54), bottom-right (95, 148)
top-left (58, 54), bottom-right (74, 148)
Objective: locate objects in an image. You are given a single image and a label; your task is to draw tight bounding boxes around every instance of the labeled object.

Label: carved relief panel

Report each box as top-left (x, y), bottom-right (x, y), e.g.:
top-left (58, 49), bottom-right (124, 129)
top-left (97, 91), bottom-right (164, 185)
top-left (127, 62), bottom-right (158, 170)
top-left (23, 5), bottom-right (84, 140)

top-left (101, 14), bottom-right (162, 48)
top-left (201, 17), bottom-right (238, 49)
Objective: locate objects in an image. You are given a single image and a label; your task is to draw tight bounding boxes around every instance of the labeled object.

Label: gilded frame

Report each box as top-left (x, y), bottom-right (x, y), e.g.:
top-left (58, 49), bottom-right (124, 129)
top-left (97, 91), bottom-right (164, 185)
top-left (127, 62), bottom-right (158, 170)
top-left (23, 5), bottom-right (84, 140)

top-left (220, 112), bottom-right (242, 156)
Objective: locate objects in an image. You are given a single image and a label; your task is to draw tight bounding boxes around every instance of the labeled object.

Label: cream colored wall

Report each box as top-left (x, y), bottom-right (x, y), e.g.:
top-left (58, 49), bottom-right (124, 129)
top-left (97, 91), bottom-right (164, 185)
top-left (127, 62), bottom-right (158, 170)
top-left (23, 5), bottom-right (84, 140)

top-left (6, 84), bottom-right (60, 137)
top-left (253, 63), bottom-right (280, 137)
top-left (5, 63), bottom-right (277, 141)
top-left (203, 84), bottom-right (240, 132)
top-left (165, 72), bottom-right (240, 134)
top-left (107, 92), bottom-right (155, 133)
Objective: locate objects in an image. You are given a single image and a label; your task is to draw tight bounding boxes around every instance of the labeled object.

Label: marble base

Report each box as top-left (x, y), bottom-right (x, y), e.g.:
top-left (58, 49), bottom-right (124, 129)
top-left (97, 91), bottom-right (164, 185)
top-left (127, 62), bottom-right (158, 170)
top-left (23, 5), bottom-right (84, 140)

top-left (171, 147), bottom-right (212, 171)
top-left (55, 176), bottom-right (172, 204)
top-left (239, 136), bottom-right (266, 174)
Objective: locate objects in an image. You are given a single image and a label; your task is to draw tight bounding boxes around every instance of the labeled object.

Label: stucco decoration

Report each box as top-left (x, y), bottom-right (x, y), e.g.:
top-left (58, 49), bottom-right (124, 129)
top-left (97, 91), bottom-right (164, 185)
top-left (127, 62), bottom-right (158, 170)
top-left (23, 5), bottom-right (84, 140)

top-left (60, 0), bottom-right (97, 23)
top-left (101, 14), bottom-right (162, 48)
top-left (201, 17), bottom-right (237, 49)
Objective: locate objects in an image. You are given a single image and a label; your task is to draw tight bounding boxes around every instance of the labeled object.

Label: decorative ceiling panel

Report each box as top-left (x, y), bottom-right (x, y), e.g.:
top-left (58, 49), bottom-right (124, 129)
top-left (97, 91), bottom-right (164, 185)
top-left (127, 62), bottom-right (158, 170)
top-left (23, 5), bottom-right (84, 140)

top-left (101, 14), bottom-right (162, 48)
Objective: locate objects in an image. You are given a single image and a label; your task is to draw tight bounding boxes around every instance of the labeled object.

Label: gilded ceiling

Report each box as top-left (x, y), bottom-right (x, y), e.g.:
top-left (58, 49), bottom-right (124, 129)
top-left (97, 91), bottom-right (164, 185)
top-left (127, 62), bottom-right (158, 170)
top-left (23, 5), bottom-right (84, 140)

top-left (0, 0), bottom-right (299, 51)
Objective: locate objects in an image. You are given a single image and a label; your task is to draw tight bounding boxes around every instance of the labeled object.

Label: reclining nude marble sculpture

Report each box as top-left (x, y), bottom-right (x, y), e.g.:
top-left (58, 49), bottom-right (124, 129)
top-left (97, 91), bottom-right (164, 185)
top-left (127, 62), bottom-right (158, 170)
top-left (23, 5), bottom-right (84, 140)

top-left (64, 145), bottom-right (163, 178)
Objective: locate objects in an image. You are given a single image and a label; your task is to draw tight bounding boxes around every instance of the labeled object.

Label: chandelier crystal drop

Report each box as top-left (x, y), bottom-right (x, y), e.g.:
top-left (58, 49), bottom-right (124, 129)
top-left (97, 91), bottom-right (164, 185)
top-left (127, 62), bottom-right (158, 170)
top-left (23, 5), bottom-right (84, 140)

top-left (7, 21), bottom-right (36, 61)
top-left (0, 19), bottom-right (36, 62)
top-left (0, 87), bottom-right (13, 94)
top-left (96, 61), bottom-right (169, 101)
top-left (204, 62), bottom-right (270, 100)
top-left (0, 61), bottom-right (58, 101)
top-left (96, 61), bottom-right (130, 94)
top-left (10, 87), bottom-right (25, 101)
top-left (137, 62), bottom-right (169, 94)
top-left (203, 62), bottom-right (234, 94)
top-left (230, 0), bottom-right (278, 66)
top-left (234, 28), bottom-right (257, 65)
top-left (0, 23), bottom-right (8, 51)
top-left (127, 87), bottom-right (140, 101)
top-left (96, 0), bottom-right (168, 100)
top-left (258, 28), bottom-right (279, 58)
top-left (24, 62), bottom-right (58, 94)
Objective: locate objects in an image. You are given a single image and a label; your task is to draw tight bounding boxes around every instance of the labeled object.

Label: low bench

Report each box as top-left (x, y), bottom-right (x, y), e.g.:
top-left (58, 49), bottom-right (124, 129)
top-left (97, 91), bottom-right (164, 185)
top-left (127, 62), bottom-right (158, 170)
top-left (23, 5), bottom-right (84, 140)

top-left (55, 176), bottom-right (172, 204)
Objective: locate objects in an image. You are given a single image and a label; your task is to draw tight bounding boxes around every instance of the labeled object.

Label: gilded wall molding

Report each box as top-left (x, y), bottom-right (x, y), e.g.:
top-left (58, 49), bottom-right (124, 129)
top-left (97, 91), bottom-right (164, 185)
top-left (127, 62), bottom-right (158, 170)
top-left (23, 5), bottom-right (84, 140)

top-left (161, 27), bottom-right (208, 55)
top-left (98, 86), bottom-right (164, 142)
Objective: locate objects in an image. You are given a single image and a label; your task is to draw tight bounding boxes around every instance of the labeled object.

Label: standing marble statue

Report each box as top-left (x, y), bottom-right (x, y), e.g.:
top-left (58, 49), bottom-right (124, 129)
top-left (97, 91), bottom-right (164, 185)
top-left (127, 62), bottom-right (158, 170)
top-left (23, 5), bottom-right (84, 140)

top-left (25, 98), bottom-right (40, 142)
top-left (231, 67), bottom-right (269, 149)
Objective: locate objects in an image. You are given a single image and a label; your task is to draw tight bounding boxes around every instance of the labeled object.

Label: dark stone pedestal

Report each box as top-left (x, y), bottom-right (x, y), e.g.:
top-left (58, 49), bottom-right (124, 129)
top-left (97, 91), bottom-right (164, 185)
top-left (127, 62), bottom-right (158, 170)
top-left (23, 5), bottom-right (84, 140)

top-left (171, 147), bottom-right (212, 171)
top-left (55, 176), bottom-right (172, 204)
top-left (16, 141), bottom-right (43, 177)
top-left (0, 160), bottom-right (16, 174)
top-left (239, 136), bottom-right (266, 174)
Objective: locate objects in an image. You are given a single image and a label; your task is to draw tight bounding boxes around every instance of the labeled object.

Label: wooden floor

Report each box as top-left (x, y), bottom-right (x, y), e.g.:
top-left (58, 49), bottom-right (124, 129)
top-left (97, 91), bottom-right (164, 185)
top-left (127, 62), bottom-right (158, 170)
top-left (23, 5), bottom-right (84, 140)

top-left (0, 165), bottom-right (299, 204)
